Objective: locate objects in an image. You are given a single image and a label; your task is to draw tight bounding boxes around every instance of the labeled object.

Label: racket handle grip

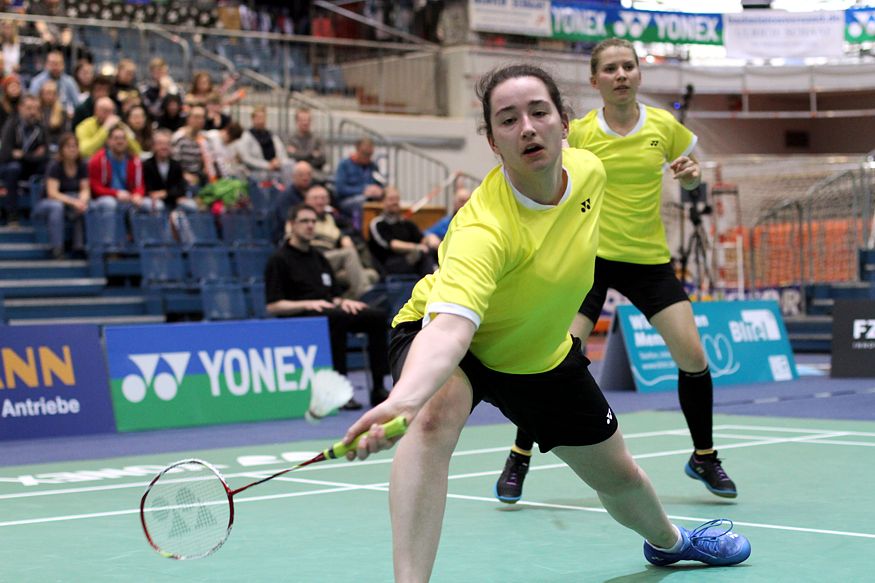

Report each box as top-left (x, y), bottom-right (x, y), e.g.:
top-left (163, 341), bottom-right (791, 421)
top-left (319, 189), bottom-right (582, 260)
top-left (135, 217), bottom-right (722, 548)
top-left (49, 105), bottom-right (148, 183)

top-left (325, 416), bottom-right (409, 459)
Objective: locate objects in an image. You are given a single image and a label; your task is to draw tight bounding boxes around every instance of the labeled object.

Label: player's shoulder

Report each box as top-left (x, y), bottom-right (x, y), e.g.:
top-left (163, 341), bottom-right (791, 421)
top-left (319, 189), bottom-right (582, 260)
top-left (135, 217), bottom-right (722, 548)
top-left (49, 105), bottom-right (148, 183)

top-left (563, 147), bottom-right (605, 178)
top-left (644, 105), bottom-right (679, 127)
top-left (569, 109), bottom-right (599, 132)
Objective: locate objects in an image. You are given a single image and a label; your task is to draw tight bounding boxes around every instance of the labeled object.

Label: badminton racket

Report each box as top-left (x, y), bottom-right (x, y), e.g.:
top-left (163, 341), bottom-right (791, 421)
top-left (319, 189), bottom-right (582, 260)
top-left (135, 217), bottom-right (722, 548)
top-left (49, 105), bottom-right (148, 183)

top-left (140, 415), bottom-right (408, 560)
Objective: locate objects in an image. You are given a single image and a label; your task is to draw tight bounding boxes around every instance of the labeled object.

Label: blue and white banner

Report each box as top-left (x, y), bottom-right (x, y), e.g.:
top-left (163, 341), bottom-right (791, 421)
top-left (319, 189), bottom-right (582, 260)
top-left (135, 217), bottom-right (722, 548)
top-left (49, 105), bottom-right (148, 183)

top-left (0, 325), bottom-right (115, 440)
top-left (105, 318), bottom-right (334, 431)
top-left (601, 300), bottom-right (798, 393)
top-left (846, 8), bottom-right (875, 43)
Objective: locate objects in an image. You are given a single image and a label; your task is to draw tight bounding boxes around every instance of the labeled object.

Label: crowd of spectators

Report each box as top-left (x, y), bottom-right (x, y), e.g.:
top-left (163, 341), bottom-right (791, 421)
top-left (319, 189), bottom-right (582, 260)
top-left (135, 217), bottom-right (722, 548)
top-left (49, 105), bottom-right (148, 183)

top-left (0, 9), bottom-right (465, 404)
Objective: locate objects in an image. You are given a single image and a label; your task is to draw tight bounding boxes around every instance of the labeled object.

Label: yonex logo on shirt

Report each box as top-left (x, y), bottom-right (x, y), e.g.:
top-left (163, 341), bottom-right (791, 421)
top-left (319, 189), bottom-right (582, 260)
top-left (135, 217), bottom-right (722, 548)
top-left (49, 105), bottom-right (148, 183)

top-left (650, 140), bottom-right (659, 147)
top-left (580, 198), bottom-right (592, 213)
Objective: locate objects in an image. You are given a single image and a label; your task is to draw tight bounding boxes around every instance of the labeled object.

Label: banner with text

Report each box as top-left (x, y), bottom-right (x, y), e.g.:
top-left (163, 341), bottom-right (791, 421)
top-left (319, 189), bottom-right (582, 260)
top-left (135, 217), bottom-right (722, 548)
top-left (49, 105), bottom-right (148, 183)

top-left (105, 318), bottom-right (333, 431)
top-left (469, 0), bottom-right (552, 37)
top-left (724, 10), bottom-right (844, 59)
top-left (600, 300), bottom-right (797, 393)
top-left (0, 325), bottom-right (115, 440)
top-left (550, 1), bottom-right (722, 45)
top-left (830, 299), bottom-right (875, 378)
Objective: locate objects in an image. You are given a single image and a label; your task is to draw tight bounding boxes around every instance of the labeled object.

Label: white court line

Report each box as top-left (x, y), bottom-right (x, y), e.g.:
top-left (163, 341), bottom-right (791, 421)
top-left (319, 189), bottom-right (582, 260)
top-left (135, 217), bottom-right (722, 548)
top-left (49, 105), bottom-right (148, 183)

top-left (0, 427), bottom-right (866, 502)
top-left (716, 424), bottom-right (875, 437)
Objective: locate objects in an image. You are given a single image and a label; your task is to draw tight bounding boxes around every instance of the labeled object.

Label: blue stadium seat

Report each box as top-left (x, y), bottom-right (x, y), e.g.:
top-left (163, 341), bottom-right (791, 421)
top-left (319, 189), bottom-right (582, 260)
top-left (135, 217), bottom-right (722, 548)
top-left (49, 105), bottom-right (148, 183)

top-left (177, 212), bottom-right (220, 247)
top-left (232, 245), bottom-right (274, 283)
top-left (85, 208), bottom-right (130, 254)
top-left (131, 213), bottom-right (173, 247)
top-left (187, 246), bottom-right (234, 283)
top-left (140, 247), bottom-right (188, 288)
top-left (221, 213), bottom-right (259, 247)
top-left (246, 280), bottom-right (268, 319)
top-left (201, 282), bottom-right (248, 321)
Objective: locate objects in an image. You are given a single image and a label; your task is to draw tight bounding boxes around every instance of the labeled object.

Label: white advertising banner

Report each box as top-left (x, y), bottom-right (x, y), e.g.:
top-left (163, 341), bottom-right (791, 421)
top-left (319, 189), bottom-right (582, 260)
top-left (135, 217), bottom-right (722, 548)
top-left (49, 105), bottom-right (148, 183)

top-left (724, 10), bottom-right (845, 59)
top-left (469, 0), bottom-right (552, 37)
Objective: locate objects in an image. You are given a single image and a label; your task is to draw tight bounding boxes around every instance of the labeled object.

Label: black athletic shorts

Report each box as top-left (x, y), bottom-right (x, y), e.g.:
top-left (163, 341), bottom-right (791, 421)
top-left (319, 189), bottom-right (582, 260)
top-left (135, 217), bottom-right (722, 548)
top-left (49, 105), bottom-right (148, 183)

top-left (579, 257), bottom-right (690, 322)
top-left (388, 321), bottom-right (619, 453)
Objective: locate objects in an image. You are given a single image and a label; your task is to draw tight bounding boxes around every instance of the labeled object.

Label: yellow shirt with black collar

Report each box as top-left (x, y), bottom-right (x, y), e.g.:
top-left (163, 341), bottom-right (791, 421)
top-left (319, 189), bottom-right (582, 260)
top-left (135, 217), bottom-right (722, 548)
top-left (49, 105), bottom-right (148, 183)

top-left (568, 104), bottom-right (696, 265)
top-left (393, 148), bottom-right (605, 374)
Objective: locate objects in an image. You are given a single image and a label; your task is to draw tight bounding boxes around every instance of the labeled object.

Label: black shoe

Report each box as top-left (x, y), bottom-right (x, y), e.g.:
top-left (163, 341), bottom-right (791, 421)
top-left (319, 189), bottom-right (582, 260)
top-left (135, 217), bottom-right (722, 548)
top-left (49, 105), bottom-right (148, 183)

top-left (685, 451), bottom-right (738, 498)
top-left (340, 397), bottom-right (363, 411)
top-left (370, 387), bottom-right (389, 406)
top-left (494, 451), bottom-right (530, 504)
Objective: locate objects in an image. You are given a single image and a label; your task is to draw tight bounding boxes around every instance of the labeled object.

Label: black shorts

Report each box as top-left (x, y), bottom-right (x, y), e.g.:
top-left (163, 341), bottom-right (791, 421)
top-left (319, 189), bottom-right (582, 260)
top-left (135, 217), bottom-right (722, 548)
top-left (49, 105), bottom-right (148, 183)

top-left (579, 257), bottom-right (689, 322)
top-left (388, 321), bottom-right (619, 453)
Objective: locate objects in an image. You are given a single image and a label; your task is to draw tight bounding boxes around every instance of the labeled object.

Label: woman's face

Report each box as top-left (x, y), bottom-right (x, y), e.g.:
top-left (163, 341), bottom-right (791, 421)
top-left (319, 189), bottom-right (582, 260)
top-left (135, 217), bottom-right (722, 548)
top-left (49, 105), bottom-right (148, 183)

top-left (76, 63), bottom-right (94, 87)
top-left (1, 22), bottom-right (14, 41)
top-left (127, 107), bottom-right (146, 130)
top-left (165, 99), bottom-right (180, 116)
top-left (195, 74), bottom-right (211, 94)
top-left (6, 80), bottom-right (21, 98)
top-left (487, 76), bottom-right (566, 180)
top-left (590, 46), bottom-right (641, 106)
top-left (61, 138), bottom-right (78, 161)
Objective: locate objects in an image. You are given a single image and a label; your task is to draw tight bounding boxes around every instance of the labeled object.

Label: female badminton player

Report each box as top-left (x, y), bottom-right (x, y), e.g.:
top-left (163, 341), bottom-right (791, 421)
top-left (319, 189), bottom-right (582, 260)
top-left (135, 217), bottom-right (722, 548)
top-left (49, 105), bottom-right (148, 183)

top-left (496, 38), bottom-right (736, 505)
top-left (343, 64), bottom-right (751, 581)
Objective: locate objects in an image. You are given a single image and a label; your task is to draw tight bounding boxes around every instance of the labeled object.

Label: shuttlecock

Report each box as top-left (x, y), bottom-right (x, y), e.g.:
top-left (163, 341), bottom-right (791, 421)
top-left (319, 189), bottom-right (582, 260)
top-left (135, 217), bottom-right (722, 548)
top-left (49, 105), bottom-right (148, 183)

top-left (305, 369), bottom-right (354, 423)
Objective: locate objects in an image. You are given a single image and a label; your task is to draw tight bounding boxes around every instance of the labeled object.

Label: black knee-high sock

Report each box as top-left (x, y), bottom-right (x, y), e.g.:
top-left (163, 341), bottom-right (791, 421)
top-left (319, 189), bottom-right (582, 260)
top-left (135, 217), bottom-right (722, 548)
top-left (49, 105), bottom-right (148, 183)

top-left (678, 367), bottom-right (713, 451)
top-left (514, 427), bottom-right (535, 453)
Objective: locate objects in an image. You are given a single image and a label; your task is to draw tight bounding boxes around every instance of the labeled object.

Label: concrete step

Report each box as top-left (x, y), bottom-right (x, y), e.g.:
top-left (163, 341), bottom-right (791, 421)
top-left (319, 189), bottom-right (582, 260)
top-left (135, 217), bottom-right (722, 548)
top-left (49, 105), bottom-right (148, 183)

top-left (0, 243), bottom-right (52, 260)
top-left (4, 295), bottom-right (151, 319)
top-left (0, 259), bottom-right (90, 280)
top-left (0, 277), bottom-right (107, 298)
top-left (0, 226), bottom-right (36, 243)
top-left (7, 314), bottom-right (167, 327)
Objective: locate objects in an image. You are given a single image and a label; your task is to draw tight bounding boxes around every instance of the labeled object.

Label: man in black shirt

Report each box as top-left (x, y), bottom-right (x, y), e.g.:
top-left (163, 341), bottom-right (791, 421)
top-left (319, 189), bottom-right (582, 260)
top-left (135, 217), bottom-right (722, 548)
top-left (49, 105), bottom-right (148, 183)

top-left (368, 185), bottom-right (437, 277)
top-left (0, 95), bottom-right (49, 224)
top-left (265, 203), bottom-right (391, 409)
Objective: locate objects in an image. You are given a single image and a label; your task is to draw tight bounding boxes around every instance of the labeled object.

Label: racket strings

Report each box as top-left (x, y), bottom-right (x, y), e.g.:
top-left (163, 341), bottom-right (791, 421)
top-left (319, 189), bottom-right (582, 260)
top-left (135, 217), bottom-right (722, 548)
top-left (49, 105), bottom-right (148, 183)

top-left (143, 469), bottom-right (232, 559)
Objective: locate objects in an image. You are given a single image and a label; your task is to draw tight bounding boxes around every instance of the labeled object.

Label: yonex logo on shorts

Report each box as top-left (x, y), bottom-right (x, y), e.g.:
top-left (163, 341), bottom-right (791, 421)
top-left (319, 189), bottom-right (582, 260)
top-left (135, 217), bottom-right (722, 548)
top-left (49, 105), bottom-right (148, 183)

top-left (606, 408), bottom-right (613, 424)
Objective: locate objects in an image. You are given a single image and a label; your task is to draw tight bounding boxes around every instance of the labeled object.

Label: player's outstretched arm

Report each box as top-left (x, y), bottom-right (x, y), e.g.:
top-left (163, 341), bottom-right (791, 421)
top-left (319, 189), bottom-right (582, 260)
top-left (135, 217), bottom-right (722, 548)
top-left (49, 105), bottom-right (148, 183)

top-left (343, 313), bottom-right (475, 460)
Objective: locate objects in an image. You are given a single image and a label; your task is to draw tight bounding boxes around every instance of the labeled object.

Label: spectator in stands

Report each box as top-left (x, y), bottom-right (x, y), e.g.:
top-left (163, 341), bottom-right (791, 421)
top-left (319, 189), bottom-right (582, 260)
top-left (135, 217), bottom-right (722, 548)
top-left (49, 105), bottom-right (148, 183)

top-left (30, 0), bottom-right (74, 56)
top-left (305, 184), bottom-right (379, 299)
top-left (334, 137), bottom-right (384, 225)
top-left (205, 120), bottom-right (245, 179)
top-left (156, 93), bottom-right (185, 132)
top-left (422, 185), bottom-right (471, 249)
top-left (0, 94), bottom-right (49, 225)
top-left (29, 50), bottom-right (80, 116)
top-left (172, 104), bottom-right (215, 188)
top-left (270, 160), bottom-right (311, 242)
top-left (31, 133), bottom-right (89, 258)
top-left (37, 79), bottom-right (68, 150)
top-left (113, 59), bottom-right (140, 106)
top-left (1, 20), bottom-right (20, 75)
top-left (88, 125), bottom-right (156, 212)
top-left (203, 92), bottom-right (230, 131)
top-left (72, 74), bottom-right (113, 129)
top-left (184, 71), bottom-right (215, 109)
top-left (76, 96), bottom-right (140, 159)
top-left (265, 203), bottom-right (391, 408)
top-left (368, 185), bottom-right (437, 277)
top-left (141, 57), bottom-right (181, 120)
top-left (0, 73), bottom-right (22, 130)
top-left (286, 107), bottom-right (326, 175)
top-left (237, 105), bottom-right (289, 180)
top-left (125, 105), bottom-right (153, 157)
top-left (143, 129), bottom-right (188, 212)
top-left (73, 60), bottom-right (93, 104)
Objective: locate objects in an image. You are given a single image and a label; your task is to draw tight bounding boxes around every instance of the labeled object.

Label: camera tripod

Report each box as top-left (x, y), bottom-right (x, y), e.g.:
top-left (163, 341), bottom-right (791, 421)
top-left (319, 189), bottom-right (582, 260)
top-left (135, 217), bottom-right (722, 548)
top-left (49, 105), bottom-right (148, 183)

top-left (678, 198), bottom-right (713, 297)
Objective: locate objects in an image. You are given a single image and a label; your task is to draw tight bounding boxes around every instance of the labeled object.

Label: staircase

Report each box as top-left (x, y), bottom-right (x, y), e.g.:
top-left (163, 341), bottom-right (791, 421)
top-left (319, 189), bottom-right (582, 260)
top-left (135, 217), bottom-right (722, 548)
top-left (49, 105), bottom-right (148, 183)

top-left (0, 226), bottom-right (165, 327)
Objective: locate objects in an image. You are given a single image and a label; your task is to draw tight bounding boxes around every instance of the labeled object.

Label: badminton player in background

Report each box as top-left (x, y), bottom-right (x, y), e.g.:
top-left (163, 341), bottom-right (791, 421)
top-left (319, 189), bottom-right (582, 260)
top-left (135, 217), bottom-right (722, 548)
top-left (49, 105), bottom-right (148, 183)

top-left (343, 64), bottom-right (750, 581)
top-left (496, 38), bottom-right (737, 504)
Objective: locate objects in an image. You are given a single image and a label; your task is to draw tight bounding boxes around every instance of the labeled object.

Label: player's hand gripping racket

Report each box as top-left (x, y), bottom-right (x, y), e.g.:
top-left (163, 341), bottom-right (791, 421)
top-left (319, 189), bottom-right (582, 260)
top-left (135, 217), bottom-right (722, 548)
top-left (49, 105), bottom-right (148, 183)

top-left (140, 415), bottom-right (408, 560)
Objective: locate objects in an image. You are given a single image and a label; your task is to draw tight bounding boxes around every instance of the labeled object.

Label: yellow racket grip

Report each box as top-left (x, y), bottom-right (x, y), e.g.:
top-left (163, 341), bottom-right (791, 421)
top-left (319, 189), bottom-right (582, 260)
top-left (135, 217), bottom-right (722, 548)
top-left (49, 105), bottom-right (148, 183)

top-left (325, 416), bottom-right (409, 459)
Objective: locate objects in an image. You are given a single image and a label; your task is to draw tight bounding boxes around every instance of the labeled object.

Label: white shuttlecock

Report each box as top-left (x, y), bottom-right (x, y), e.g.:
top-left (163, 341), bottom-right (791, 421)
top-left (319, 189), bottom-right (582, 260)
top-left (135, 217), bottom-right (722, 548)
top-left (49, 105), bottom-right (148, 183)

top-left (305, 369), bottom-right (354, 423)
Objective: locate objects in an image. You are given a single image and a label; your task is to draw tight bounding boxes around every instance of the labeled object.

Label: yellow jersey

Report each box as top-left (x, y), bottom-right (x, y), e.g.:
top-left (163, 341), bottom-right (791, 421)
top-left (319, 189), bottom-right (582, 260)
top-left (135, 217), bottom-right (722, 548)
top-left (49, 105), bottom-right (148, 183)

top-left (567, 105), bottom-right (696, 264)
top-left (393, 148), bottom-right (605, 374)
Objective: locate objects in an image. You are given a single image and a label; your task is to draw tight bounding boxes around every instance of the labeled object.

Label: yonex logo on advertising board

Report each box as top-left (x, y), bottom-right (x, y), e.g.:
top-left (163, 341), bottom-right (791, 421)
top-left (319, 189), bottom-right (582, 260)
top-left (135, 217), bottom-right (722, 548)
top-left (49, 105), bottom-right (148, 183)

top-left (847, 11), bottom-right (875, 39)
top-left (121, 346), bottom-right (319, 404)
top-left (613, 12), bottom-right (651, 38)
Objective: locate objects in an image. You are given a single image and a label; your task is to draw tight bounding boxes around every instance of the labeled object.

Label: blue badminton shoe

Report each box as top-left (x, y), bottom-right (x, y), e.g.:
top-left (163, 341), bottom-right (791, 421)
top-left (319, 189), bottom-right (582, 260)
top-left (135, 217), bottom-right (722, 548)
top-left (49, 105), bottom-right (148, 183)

top-left (644, 519), bottom-right (751, 567)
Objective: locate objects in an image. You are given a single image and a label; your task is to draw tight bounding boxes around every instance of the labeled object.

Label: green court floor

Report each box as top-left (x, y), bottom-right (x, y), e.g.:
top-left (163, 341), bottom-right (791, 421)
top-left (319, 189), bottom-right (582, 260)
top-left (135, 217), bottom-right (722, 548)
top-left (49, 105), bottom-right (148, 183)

top-left (1, 412), bottom-right (873, 582)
